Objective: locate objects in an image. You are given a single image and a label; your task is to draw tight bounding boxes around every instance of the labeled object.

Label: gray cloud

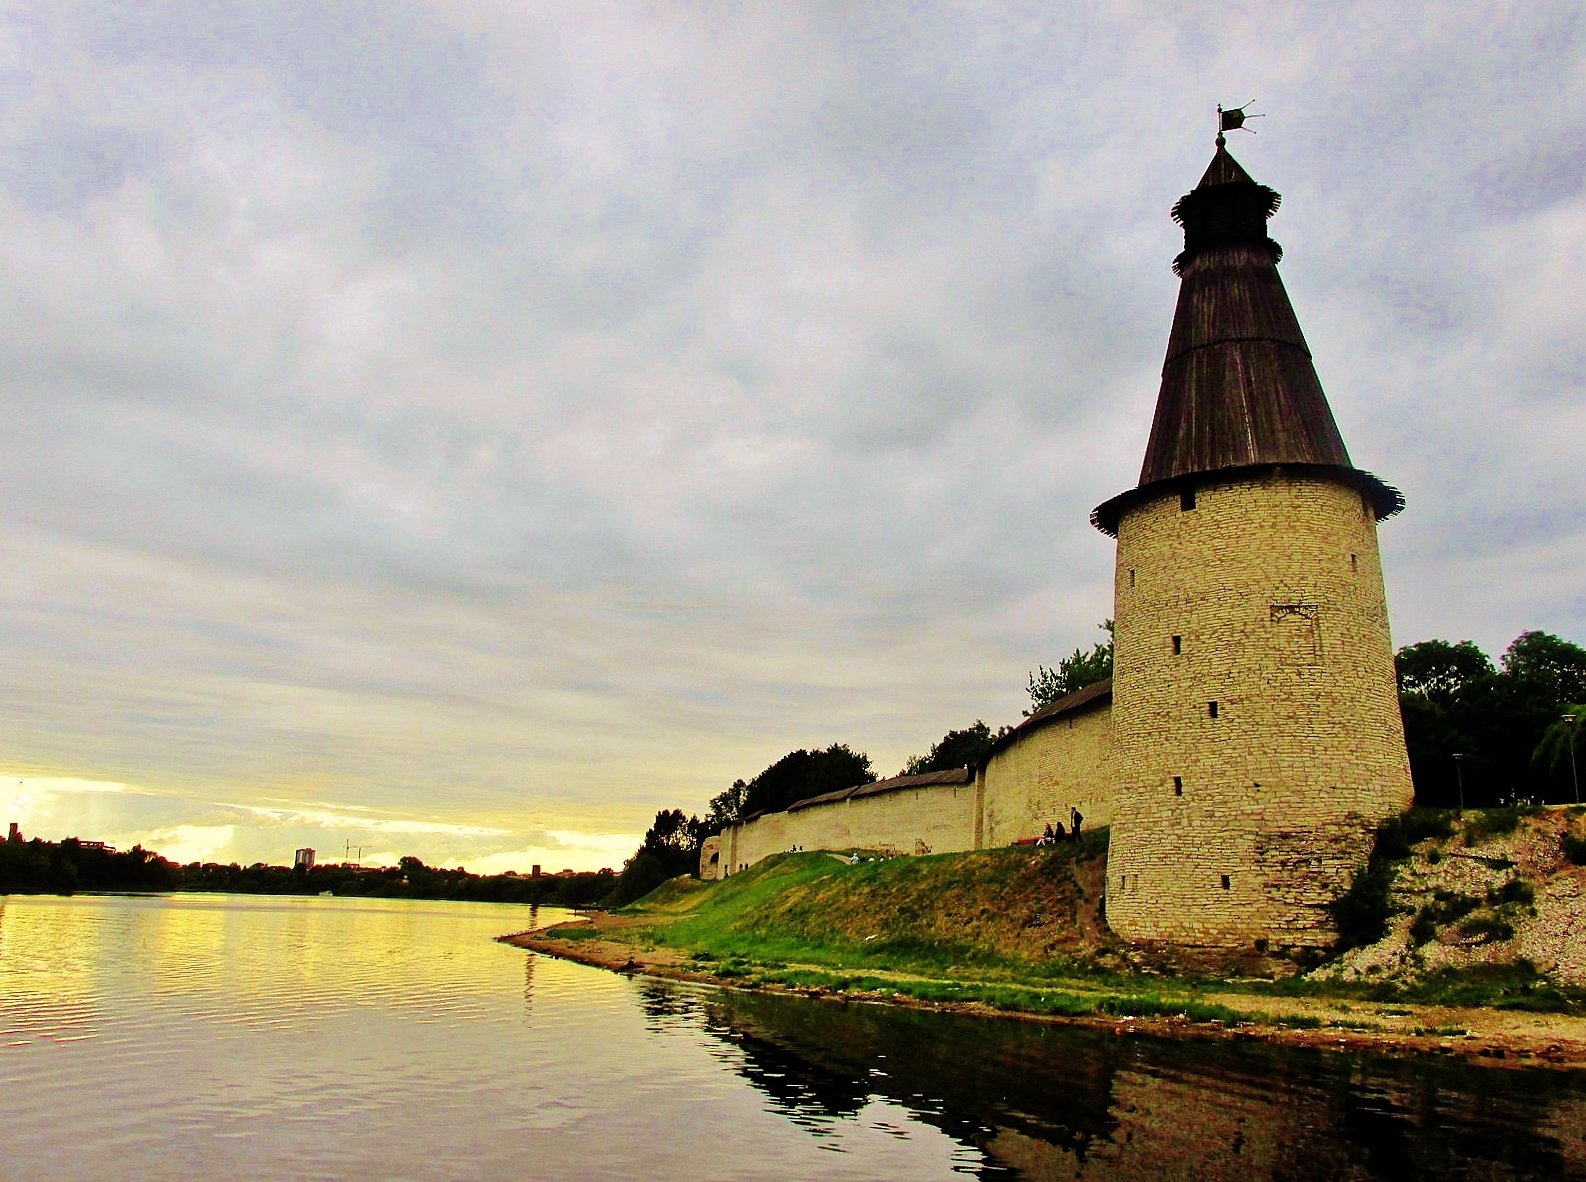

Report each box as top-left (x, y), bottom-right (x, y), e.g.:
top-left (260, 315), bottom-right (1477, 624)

top-left (0, 2), bottom-right (1582, 867)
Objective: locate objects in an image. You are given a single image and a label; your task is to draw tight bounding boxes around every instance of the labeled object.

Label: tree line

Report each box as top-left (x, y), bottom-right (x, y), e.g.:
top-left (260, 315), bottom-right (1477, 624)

top-left (11, 626), bottom-right (1573, 905)
top-left (1397, 630), bottom-right (1586, 808)
top-left (614, 624), bottom-right (1586, 900)
top-left (0, 834), bottom-right (616, 907)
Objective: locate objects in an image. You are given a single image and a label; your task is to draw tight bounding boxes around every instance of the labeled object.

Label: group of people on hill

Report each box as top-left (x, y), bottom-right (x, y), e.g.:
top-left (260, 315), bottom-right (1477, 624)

top-left (1037, 807), bottom-right (1084, 847)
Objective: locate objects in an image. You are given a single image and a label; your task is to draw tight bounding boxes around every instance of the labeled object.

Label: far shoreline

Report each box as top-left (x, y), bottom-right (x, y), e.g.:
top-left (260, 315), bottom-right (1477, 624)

top-left (499, 913), bottom-right (1586, 1073)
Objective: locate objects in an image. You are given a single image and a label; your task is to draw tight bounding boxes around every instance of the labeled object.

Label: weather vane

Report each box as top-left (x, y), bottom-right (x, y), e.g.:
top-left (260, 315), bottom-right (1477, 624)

top-left (1216, 101), bottom-right (1264, 146)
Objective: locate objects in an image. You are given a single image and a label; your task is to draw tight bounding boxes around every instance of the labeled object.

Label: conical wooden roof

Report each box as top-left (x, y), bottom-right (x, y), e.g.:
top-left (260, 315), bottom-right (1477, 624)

top-left (1092, 141), bottom-right (1401, 534)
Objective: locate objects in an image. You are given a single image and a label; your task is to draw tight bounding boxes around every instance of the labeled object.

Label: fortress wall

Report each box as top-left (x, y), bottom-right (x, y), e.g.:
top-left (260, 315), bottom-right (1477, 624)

top-left (838, 782), bottom-right (978, 856)
top-left (698, 835), bottom-right (722, 880)
top-left (1107, 475), bottom-right (1412, 946)
top-left (981, 704), bottom-right (1114, 848)
top-left (729, 810), bottom-right (794, 873)
top-left (715, 780), bottom-right (980, 875)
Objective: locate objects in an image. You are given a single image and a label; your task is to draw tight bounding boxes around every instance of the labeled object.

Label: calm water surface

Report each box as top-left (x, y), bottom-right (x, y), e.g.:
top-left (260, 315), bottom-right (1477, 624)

top-left (2, 893), bottom-right (1583, 1180)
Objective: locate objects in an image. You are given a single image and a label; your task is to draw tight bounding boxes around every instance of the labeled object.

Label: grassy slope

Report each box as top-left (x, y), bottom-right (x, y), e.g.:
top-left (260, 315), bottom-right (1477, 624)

top-left (615, 837), bottom-right (1271, 1024)
top-left (649, 834), bottom-right (1114, 974)
top-left (612, 813), bottom-right (1586, 1019)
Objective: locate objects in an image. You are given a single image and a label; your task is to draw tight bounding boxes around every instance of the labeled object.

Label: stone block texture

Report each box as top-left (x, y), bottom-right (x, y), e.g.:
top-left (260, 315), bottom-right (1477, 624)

top-left (982, 705), bottom-right (1114, 847)
top-left (718, 782), bottom-right (979, 877)
top-left (1105, 473), bottom-right (1413, 946)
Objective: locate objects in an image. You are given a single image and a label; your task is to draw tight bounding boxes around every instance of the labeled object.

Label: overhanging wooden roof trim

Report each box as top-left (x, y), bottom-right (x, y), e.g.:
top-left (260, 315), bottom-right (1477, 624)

top-left (982, 676), bottom-right (1113, 763)
top-left (850, 766), bottom-right (973, 799)
top-left (781, 766), bottom-right (974, 814)
top-left (1089, 462), bottom-right (1405, 536)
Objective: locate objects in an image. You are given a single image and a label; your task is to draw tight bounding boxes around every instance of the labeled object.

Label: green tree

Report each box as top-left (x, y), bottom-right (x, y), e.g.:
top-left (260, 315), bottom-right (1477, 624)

top-left (1026, 620), bottom-right (1114, 716)
top-left (739, 744), bottom-right (875, 817)
top-left (1396, 630), bottom-right (1586, 807)
top-left (605, 850), bottom-right (672, 908)
top-left (1502, 631), bottom-right (1586, 703)
top-left (702, 779), bottom-right (748, 837)
top-left (901, 720), bottom-right (999, 775)
top-left (1395, 639), bottom-right (1495, 700)
top-left (1532, 704), bottom-right (1586, 802)
top-left (638, 808), bottom-right (701, 877)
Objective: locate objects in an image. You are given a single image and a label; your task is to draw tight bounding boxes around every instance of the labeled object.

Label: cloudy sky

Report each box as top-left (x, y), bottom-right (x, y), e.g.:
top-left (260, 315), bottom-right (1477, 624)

top-left (1, 2), bottom-right (1581, 872)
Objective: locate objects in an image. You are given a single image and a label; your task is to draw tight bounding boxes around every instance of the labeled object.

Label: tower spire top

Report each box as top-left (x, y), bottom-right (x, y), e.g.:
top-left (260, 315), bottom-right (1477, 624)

top-left (1091, 134), bottom-right (1402, 535)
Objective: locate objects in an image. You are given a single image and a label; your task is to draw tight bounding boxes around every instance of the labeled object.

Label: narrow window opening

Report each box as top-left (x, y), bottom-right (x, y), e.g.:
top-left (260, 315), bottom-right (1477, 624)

top-left (1220, 874), bottom-right (1231, 890)
top-left (1128, 568), bottom-right (1136, 587)
top-left (1180, 487), bottom-right (1197, 511)
top-left (1350, 553), bottom-right (1358, 571)
top-left (1208, 700), bottom-right (1219, 719)
top-left (1173, 776), bottom-right (1183, 796)
top-left (1171, 634), bottom-right (1182, 654)
top-left (1118, 874), bottom-right (1126, 893)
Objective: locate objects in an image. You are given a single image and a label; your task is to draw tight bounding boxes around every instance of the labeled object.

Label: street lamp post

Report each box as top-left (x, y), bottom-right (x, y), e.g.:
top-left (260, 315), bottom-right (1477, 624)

top-left (1451, 753), bottom-right (1466, 814)
top-left (1563, 714), bottom-right (1581, 805)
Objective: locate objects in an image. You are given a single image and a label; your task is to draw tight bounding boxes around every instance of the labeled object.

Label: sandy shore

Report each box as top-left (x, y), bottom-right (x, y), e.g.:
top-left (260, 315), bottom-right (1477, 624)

top-left (499, 912), bottom-right (1586, 1071)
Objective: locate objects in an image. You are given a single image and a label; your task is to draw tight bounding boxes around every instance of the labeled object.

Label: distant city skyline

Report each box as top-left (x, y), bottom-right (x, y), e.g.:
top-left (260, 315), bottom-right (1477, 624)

top-left (2, 3), bottom-right (1582, 871)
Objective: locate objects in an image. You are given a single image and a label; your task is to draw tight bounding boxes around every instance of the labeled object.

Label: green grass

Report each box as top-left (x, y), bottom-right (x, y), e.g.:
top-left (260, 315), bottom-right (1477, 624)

top-left (542, 923), bottom-right (602, 941)
top-left (599, 821), bottom-right (1586, 1020)
top-left (1244, 960), bottom-right (1585, 1014)
top-left (732, 963), bottom-right (1264, 1025)
top-left (1462, 807), bottom-right (1539, 846)
top-left (626, 840), bottom-right (1122, 986)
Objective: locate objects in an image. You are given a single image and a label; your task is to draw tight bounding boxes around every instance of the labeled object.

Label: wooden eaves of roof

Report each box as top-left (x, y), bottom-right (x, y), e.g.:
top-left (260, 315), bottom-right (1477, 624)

top-left (981, 676), bottom-right (1113, 764)
top-left (782, 766), bottom-right (974, 813)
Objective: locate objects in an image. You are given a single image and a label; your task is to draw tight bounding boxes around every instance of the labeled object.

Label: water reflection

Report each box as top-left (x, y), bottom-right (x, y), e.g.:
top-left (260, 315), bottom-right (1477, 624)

top-left (681, 985), bottom-right (1586, 1180)
top-left (3, 895), bottom-right (1583, 1181)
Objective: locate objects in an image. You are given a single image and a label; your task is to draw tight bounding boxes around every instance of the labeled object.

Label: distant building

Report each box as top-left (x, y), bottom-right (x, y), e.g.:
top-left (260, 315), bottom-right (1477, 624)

top-left (531, 864), bottom-right (541, 878)
top-left (294, 847), bottom-right (316, 870)
top-left (7, 821), bottom-right (21, 841)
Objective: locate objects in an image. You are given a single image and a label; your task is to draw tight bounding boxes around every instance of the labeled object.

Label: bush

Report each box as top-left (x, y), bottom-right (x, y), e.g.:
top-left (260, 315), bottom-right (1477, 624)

top-left (1408, 890), bottom-right (1480, 946)
top-left (1463, 808), bottom-right (1527, 845)
top-left (1486, 877), bottom-right (1535, 908)
top-left (1331, 809), bottom-right (1456, 951)
top-left (1457, 913), bottom-right (1515, 944)
top-left (1376, 809), bottom-right (1456, 861)
top-left (1563, 833), bottom-right (1586, 866)
top-left (1331, 860), bottom-right (1396, 949)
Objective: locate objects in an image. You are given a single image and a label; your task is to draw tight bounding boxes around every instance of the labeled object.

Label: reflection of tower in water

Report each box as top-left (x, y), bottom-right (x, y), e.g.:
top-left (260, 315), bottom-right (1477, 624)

top-left (692, 988), bottom-right (1584, 1178)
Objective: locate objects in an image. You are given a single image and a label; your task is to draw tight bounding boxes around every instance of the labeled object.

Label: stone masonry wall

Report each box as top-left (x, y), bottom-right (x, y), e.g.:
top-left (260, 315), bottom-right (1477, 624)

top-left (714, 781), bottom-right (980, 878)
top-left (1106, 472), bottom-right (1413, 947)
top-left (981, 704), bottom-right (1115, 847)
top-left (698, 835), bottom-right (722, 880)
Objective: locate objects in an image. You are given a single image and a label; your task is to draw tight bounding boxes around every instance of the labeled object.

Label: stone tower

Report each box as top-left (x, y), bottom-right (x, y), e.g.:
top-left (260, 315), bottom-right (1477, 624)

top-left (1092, 136), bottom-right (1414, 948)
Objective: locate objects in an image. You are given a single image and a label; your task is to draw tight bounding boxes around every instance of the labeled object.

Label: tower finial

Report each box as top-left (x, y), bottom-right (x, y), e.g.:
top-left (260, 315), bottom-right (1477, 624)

top-left (1217, 100), bottom-right (1264, 146)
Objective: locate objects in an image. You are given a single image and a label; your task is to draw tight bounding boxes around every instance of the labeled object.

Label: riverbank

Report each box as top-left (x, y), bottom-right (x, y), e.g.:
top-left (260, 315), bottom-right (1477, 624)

top-left (500, 907), bottom-right (1586, 1069)
top-left (499, 818), bottom-right (1586, 1070)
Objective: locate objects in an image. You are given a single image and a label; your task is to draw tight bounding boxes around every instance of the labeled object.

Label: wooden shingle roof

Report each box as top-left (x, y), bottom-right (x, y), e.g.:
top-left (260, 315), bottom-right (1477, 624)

top-left (1093, 143), bottom-right (1402, 535)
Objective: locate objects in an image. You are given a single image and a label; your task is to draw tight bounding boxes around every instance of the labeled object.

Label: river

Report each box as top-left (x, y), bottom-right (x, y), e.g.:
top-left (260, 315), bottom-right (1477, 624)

top-left (2, 892), bottom-right (1583, 1180)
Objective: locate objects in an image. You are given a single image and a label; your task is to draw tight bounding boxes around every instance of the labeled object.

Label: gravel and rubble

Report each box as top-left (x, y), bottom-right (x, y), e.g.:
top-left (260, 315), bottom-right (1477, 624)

top-left (1317, 806), bottom-right (1586, 988)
